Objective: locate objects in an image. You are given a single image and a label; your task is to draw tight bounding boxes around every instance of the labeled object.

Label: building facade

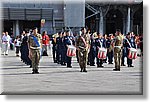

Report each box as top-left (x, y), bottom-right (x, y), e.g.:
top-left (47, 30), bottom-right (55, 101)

top-left (1, 0), bottom-right (143, 37)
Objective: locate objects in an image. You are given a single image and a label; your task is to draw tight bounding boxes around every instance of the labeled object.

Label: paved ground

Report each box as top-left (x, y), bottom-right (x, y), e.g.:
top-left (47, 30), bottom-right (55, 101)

top-left (0, 50), bottom-right (143, 95)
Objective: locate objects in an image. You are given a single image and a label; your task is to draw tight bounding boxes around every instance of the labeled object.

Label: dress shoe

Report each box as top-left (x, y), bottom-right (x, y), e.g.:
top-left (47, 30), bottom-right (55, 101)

top-left (113, 69), bottom-right (120, 71)
top-left (67, 66), bottom-right (72, 68)
top-left (83, 70), bottom-right (87, 72)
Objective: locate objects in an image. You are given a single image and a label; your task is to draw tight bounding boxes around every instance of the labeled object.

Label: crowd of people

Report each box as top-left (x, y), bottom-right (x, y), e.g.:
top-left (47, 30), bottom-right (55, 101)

top-left (1, 27), bottom-right (143, 74)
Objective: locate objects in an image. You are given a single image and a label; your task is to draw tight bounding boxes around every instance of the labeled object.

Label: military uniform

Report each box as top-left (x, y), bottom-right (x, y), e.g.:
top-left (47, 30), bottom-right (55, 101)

top-left (113, 34), bottom-right (123, 71)
top-left (76, 33), bottom-right (90, 72)
top-left (61, 36), bottom-right (66, 65)
top-left (28, 33), bottom-right (42, 74)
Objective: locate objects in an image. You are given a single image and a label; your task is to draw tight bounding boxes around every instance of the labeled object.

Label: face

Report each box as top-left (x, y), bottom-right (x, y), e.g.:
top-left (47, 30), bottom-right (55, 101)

top-left (115, 31), bottom-right (119, 36)
top-left (33, 29), bottom-right (38, 34)
top-left (98, 34), bottom-right (102, 38)
top-left (44, 31), bottom-right (47, 35)
top-left (5, 32), bottom-right (8, 35)
top-left (66, 31), bottom-right (70, 36)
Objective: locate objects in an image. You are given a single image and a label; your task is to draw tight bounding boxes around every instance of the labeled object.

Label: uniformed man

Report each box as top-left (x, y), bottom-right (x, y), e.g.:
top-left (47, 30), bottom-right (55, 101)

top-left (28, 27), bottom-right (42, 74)
top-left (52, 34), bottom-right (57, 63)
top-left (88, 33), bottom-right (96, 66)
top-left (126, 32), bottom-right (136, 67)
top-left (64, 30), bottom-right (74, 68)
top-left (75, 28), bottom-right (90, 72)
top-left (113, 29), bottom-right (123, 71)
top-left (106, 34), bottom-right (113, 64)
top-left (56, 32), bottom-right (62, 64)
top-left (61, 32), bottom-right (66, 65)
top-left (95, 33), bottom-right (106, 68)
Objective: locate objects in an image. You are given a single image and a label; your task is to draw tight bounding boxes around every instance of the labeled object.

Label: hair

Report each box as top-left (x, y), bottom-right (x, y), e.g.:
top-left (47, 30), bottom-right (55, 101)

top-left (81, 27), bottom-right (85, 31)
top-left (116, 29), bottom-right (121, 32)
top-left (42, 31), bottom-right (47, 36)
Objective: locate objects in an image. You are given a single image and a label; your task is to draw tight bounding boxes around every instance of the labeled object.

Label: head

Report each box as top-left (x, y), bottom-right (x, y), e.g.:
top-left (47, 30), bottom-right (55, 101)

top-left (42, 31), bottom-right (47, 36)
top-left (81, 27), bottom-right (86, 34)
top-left (33, 27), bottom-right (38, 34)
top-left (2, 32), bottom-right (5, 35)
top-left (58, 32), bottom-right (62, 37)
top-left (5, 32), bottom-right (8, 35)
top-left (126, 32), bottom-right (131, 39)
top-left (66, 30), bottom-right (70, 36)
top-left (115, 29), bottom-right (121, 36)
top-left (62, 32), bottom-right (66, 37)
top-left (97, 33), bottom-right (102, 39)
top-left (104, 34), bottom-right (107, 39)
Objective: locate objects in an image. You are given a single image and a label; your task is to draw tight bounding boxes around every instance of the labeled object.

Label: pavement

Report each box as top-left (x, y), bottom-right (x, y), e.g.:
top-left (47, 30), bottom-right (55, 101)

top-left (0, 49), bottom-right (143, 95)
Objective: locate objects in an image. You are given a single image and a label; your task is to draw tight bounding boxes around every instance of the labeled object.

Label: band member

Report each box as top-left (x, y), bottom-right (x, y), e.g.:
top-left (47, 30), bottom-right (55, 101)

top-left (95, 33), bottom-right (106, 68)
top-left (1, 32), bottom-right (10, 55)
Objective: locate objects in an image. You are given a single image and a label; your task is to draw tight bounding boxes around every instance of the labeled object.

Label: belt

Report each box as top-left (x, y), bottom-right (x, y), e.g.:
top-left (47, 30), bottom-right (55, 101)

top-left (30, 46), bottom-right (41, 50)
top-left (114, 46), bottom-right (122, 49)
top-left (3, 41), bottom-right (8, 42)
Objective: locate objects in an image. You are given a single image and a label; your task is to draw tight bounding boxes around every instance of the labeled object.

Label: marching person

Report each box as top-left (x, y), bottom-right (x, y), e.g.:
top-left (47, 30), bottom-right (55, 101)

top-left (14, 36), bottom-right (21, 57)
top-left (61, 32), bottom-right (67, 66)
top-left (28, 27), bottom-right (42, 74)
top-left (75, 27), bottom-right (90, 72)
top-left (1, 32), bottom-right (11, 55)
top-left (106, 34), bottom-right (113, 64)
top-left (64, 30), bottom-right (74, 68)
top-left (88, 33), bottom-right (96, 66)
top-left (113, 29), bottom-right (124, 71)
top-left (42, 31), bottom-right (50, 56)
top-left (52, 34), bottom-right (57, 63)
top-left (126, 32), bottom-right (136, 67)
top-left (56, 32), bottom-right (62, 64)
top-left (95, 33), bottom-right (106, 68)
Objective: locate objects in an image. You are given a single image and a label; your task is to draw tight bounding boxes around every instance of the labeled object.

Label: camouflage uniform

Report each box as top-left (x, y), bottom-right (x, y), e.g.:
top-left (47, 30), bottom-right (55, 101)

top-left (114, 34), bottom-right (123, 71)
top-left (76, 34), bottom-right (90, 72)
top-left (28, 33), bottom-right (42, 73)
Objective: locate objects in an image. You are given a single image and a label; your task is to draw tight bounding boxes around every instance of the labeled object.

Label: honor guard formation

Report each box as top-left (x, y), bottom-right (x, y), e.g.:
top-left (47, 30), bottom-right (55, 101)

top-left (1, 27), bottom-right (143, 74)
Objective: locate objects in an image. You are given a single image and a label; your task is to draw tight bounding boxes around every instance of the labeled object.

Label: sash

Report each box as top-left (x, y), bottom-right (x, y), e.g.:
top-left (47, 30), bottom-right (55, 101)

top-left (31, 35), bottom-right (40, 47)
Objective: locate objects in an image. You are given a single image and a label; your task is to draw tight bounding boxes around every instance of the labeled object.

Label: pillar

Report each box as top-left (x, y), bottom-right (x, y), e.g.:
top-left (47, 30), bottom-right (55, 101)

top-left (123, 18), bottom-right (126, 35)
top-left (126, 7), bottom-right (131, 33)
top-left (13, 20), bottom-right (20, 37)
top-left (99, 11), bottom-right (104, 34)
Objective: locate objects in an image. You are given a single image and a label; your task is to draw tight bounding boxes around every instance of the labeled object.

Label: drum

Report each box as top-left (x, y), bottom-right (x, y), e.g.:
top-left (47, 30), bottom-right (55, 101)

top-left (67, 45), bottom-right (76, 57)
top-left (128, 48), bottom-right (137, 59)
top-left (97, 48), bottom-right (107, 59)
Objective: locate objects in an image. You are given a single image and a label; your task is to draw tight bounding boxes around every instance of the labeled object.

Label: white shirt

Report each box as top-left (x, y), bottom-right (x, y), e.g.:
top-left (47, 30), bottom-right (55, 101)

top-left (14, 39), bottom-right (21, 47)
top-left (2, 35), bottom-right (10, 42)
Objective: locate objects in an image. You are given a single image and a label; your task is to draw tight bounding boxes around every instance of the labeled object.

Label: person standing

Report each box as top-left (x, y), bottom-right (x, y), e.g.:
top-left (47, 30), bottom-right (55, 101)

top-left (28, 27), bottom-right (42, 74)
top-left (106, 34), bottom-right (113, 64)
top-left (75, 28), bottom-right (90, 72)
top-left (113, 29), bottom-right (124, 71)
top-left (42, 31), bottom-right (50, 56)
top-left (126, 32), bottom-right (136, 67)
top-left (52, 34), bottom-right (57, 63)
top-left (56, 32), bottom-right (62, 64)
top-left (64, 30), bottom-right (74, 68)
top-left (95, 33), bottom-right (106, 68)
top-left (89, 33), bottom-right (96, 66)
top-left (61, 32), bottom-right (66, 65)
top-left (1, 32), bottom-right (11, 55)
top-left (14, 36), bottom-right (21, 57)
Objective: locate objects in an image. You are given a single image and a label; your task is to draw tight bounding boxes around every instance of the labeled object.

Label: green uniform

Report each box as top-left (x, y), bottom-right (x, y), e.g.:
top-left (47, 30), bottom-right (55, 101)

top-left (28, 33), bottom-right (42, 73)
top-left (114, 35), bottom-right (123, 70)
top-left (76, 34), bottom-right (90, 72)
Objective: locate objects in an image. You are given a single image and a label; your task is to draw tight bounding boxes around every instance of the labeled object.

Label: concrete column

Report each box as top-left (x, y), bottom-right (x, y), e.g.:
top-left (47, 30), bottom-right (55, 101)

top-left (16, 20), bottom-right (20, 36)
top-left (99, 11), bottom-right (104, 34)
top-left (126, 7), bottom-right (131, 33)
top-left (123, 18), bottom-right (126, 35)
top-left (103, 17), bottom-right (106, 34)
